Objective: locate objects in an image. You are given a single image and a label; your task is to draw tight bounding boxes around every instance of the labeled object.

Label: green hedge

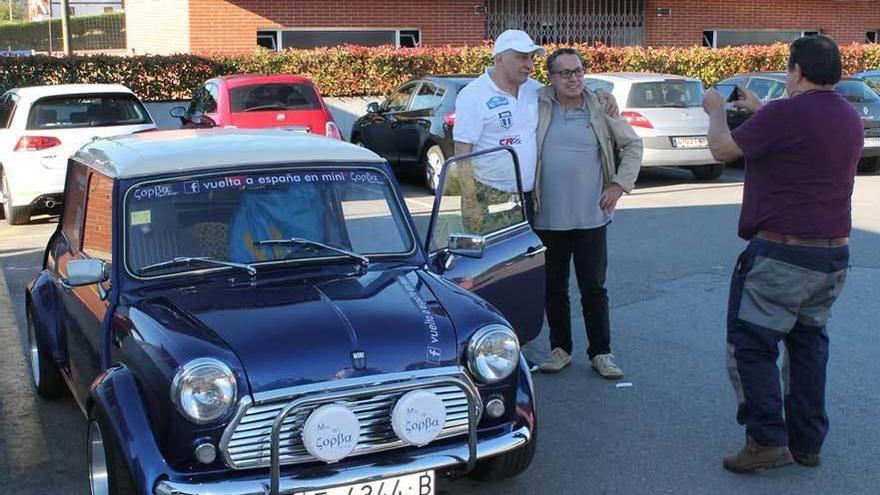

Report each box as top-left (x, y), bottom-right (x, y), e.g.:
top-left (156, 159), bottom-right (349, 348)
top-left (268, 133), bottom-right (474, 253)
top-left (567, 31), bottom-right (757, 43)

top-left (0, 12), bottom-right (125, 52)
top-left (2, 43), bottom-right (880, 100)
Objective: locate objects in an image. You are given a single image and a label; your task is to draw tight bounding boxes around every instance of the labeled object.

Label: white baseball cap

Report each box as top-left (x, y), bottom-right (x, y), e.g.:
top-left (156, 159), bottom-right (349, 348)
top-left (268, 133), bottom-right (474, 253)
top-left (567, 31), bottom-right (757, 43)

top-left (491, 30), bottom-right (546, 57)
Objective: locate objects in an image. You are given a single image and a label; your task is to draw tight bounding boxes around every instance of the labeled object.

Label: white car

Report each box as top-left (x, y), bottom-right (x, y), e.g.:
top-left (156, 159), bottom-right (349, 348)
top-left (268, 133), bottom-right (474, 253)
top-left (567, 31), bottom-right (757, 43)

top-left (584, 73), bottom-right (724, 181)
top-left (0, 84), bottom-right (156, 225)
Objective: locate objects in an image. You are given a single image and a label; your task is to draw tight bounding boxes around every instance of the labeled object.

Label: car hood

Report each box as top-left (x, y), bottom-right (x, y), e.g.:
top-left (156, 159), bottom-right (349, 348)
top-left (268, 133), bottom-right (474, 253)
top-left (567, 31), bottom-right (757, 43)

top-left (146, 268), bottom-right (459, 394)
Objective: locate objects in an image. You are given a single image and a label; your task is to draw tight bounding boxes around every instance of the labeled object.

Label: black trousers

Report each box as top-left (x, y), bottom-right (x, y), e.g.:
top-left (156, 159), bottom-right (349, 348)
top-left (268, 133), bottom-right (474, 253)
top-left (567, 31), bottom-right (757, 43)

top-left (535, 225), bottom-right (611, 359)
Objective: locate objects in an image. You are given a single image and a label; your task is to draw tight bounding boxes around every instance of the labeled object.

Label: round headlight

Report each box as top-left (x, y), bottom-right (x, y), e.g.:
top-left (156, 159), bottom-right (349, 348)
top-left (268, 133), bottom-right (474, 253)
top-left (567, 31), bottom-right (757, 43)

top-left (171, 358), bottom-right (237, 424)
top-left (467, 324), bottom-right (520, 383)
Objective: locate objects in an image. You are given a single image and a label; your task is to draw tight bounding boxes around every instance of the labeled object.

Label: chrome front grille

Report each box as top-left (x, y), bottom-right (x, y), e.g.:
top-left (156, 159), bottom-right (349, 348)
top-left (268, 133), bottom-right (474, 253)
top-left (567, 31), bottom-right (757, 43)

top-left (220, 371), bottom-right (477, 470)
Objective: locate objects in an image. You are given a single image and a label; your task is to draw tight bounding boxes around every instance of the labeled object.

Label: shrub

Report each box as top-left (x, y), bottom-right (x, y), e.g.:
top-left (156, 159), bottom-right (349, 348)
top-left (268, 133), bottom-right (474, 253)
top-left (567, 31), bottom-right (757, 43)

top-left (2, 43), bottom-right (879, 100)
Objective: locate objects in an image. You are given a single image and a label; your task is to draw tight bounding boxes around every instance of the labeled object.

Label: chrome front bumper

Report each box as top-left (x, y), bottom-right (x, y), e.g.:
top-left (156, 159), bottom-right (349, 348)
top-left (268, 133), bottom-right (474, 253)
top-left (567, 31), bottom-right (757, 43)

top-left (154, 425), bottom-right (531, 495)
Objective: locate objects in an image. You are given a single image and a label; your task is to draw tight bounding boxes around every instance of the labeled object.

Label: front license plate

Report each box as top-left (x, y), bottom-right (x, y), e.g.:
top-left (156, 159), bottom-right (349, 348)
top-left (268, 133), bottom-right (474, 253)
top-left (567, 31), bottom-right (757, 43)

top-left (300, 470), bottom-right (434, 495)
top-left (864, 137), bottom-right (880, 147)
top-left (672, 136), bottom-right (708, 149)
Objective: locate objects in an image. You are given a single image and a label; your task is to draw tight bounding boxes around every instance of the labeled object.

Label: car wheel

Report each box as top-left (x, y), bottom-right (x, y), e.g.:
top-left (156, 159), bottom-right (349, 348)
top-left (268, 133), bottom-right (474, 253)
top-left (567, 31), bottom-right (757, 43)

top-left (859, 157), bottom-right (880, 173)
top-left (424, 145), bottom-right (444, 193)
top-left (690, 163), bottom-right (725, 181)
top-left (26, 310), bottom-right (66, 399)
top-left (88, 407), bottom-right (137, 495)
top-left (468, 426), bottom-right (537, 482)
top-left (2, 175), bottom-right (31, 225)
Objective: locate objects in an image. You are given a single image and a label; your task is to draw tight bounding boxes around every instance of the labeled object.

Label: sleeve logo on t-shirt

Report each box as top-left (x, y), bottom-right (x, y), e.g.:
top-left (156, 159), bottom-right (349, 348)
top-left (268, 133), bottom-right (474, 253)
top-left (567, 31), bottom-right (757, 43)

top-left (486, 96), bottom-right (509, 109)
top-left (498, 110), bottom-right (513, 129)
top-left (499, 136), bottom-right (522, 146)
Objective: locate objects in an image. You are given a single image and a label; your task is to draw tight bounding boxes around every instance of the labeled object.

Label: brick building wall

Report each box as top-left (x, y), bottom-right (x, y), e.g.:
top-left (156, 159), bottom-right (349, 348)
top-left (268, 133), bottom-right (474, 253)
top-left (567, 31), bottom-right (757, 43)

top-left (126, 0), bottom-right (191, 55)
top-left (646, 0), bottom-right (880, 46)
top-left (187, 0), bottom-right (487, 55)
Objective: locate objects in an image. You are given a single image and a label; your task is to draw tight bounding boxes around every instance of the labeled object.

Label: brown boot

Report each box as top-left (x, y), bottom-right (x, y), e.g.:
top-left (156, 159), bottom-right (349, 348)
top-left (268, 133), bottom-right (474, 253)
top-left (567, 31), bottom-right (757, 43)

top-left (791, 450), bottom-right (821, 467)
top-left (723, 436), bottom-right (794, 473)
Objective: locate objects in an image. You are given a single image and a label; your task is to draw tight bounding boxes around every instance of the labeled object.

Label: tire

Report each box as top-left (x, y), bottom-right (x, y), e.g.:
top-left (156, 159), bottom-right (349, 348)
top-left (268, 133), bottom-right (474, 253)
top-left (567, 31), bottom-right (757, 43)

top-left (424, 145), bottom-right (444, 193)
top-left (859, 157), bottom-right (880, 173)
top-left (26, 310), bottom-right (66, 399)
top-left (468, 426), bottom-right (537, 482)
top-left (88, 407), bottom-right (137, 495)
top-left (2, 175), bottom-right (30, 225)
top-left (690, 163), bottom-right (725, 181)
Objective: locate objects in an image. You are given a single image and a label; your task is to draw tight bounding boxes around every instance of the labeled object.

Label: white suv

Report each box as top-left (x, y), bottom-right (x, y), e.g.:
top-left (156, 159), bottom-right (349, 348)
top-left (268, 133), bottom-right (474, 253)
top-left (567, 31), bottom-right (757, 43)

top-left (584, 73), bottom-right (724, 181)
top-left (0, 84), bottom-right (156, 225)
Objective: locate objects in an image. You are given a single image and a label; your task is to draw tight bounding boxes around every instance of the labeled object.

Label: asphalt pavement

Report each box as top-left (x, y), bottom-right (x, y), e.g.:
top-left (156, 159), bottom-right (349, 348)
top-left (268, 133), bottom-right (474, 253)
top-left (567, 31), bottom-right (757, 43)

top-left (1, 166), bottom-right (879, 494)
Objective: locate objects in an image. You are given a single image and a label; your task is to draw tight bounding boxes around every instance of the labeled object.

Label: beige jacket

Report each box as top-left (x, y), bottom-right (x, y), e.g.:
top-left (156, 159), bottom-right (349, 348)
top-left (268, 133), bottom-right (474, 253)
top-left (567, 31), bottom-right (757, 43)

top-left (534, 85), bottom-right (643, 213)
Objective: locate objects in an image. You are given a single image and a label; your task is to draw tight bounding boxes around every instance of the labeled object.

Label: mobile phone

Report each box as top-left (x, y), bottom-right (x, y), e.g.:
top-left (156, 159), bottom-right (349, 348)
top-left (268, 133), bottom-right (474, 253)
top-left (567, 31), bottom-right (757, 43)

top-left (714, 84), bottom-right (740, 102)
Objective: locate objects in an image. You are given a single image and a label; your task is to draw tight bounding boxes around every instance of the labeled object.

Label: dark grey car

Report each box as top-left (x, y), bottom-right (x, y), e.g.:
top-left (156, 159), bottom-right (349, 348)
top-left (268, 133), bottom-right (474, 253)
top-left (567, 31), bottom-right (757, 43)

top-left (351, 76), bottom-right (475, 192)
top-left (718, 72), bottom-right (880, 171)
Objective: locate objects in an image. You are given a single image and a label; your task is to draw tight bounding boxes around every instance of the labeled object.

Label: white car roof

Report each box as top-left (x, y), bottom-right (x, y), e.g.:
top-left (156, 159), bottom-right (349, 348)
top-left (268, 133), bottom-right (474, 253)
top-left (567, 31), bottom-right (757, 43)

top-left (8, 84), bottom-right (136, 102)
top-left (586, 72), bottom-right (703, 83)
top-left (73, 129), bottom-right (385, 180)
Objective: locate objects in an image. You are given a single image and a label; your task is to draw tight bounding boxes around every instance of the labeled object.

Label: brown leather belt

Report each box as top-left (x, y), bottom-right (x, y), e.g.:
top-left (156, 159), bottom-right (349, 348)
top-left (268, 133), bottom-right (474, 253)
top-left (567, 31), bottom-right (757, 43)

top-left (756, 231), bottom-right (849, 248)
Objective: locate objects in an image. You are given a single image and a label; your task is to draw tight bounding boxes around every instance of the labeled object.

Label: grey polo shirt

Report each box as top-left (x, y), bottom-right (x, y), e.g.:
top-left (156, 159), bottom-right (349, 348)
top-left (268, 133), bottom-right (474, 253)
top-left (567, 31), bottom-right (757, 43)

top-left (533, 98), bottom-right (611, 231)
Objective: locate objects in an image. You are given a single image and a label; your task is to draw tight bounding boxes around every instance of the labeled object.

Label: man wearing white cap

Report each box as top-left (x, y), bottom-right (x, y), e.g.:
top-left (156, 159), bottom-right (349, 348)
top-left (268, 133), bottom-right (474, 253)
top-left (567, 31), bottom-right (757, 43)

top-left (453, 29), bottom-right (615, 232)
top-left (453, 30), bottom-right (544, 232)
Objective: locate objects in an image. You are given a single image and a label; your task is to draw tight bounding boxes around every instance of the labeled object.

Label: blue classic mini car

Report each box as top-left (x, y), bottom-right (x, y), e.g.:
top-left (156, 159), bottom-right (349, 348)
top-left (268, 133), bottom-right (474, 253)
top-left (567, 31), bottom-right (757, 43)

top-left (25, 129), bottom-right (545, 495)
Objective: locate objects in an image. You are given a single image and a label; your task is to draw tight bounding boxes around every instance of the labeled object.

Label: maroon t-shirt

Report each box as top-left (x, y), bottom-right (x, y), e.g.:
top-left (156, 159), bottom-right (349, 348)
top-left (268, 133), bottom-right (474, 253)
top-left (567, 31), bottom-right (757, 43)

top-left (731, 91), bottom-right (863, 240)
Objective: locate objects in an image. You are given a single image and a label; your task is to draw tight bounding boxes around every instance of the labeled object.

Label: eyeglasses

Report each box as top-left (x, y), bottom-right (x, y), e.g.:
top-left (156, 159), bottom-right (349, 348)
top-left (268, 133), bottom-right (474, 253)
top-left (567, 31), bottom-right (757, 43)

top-left (550, 68), bottom-right (585, 80)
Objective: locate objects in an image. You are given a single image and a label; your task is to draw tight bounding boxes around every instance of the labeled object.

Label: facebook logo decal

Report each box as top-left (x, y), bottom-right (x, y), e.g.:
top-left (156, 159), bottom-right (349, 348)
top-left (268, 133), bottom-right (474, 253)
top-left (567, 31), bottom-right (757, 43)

top-left (184, 181), bottom-right (201, 194)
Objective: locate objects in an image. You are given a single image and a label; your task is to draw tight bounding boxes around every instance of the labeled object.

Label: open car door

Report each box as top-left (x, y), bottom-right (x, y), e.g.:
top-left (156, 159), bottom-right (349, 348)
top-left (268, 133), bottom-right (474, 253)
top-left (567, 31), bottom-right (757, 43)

top-left (425, 147), bottom-right (545, 344)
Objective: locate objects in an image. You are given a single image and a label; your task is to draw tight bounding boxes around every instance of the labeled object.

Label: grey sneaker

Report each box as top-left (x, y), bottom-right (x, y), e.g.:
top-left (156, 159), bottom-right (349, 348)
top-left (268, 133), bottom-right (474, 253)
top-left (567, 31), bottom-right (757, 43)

top-left (538, 348), bottom-right (571, 373)
top-left (591, 353), bottom-right (624, 379)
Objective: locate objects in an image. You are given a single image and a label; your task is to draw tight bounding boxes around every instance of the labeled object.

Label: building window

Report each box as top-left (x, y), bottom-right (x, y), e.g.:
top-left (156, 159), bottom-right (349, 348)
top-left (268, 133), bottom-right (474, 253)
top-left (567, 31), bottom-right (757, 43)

top-left (703, 30), bottom-right (819, 48)
top-left (868, 31), bottom-right (879, 44)
top-left (702, 31), bottom-right (715, 48)
top-left (274, 29), bottom-right (422, 50)
top-left (399, 30), bottom-right (421, 47)
top-left (257, 31), bottom-right (279, 51)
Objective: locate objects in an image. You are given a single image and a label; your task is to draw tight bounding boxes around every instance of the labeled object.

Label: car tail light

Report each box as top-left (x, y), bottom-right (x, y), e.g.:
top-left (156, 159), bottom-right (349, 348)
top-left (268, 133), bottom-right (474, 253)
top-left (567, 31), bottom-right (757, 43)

top-left (620, 111), bottom-right (653, 129)
top-left (14, 136), bottom-right (61, 151)
top-left (443, 112), bottom-right (456, 127)
top-left (325, 121), bottom-right (342, 140)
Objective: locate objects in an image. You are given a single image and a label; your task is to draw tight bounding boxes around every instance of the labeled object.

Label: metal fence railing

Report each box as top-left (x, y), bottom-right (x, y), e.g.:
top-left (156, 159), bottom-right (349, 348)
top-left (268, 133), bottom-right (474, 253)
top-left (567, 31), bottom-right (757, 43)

top-left (486, 0), bottom-right (645, 46)
top-left (0, 10), bottom-right (125, 53)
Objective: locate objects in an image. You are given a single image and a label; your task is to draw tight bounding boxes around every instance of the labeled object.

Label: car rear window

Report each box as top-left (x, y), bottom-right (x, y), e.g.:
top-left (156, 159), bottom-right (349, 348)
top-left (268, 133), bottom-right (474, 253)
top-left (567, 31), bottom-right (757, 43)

top-left (626, 80), bottom-right (704, 108)
top-left (835, 80), bottom-right (880, 103)
top-left (229, 83), bottom-right (321, 113)
top-left (27, 93), bottom-right (153, 129)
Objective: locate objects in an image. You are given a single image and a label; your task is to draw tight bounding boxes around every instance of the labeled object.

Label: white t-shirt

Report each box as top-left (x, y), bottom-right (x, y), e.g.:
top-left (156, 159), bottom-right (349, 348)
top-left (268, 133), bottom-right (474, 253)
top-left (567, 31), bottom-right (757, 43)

top-left (453, 70), bottom-right (541, 192)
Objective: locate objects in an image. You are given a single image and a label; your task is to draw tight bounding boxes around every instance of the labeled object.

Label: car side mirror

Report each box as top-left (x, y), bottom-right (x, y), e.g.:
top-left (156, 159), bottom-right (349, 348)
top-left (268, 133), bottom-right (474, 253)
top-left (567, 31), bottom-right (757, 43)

top-left (169, 106), bottom-right (187, 119)
top-left (190, 112), bottom-right (216, 128)
top-left (447, 233), bottom-right (485, 259)
top-left (366, 102), bottom-right (381, 114)
top-left (62, 259), bottom-right (109, 287)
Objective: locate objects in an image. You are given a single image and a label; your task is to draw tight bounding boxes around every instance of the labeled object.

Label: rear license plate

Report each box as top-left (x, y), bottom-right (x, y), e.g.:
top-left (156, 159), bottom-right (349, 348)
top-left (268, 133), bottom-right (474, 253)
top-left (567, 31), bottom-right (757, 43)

top-left (301, 470), bottom-right (434, 495)
top-left (672, 136), bottom-right (708, 149)
top-left (864, 137), bottom-right (880, 147)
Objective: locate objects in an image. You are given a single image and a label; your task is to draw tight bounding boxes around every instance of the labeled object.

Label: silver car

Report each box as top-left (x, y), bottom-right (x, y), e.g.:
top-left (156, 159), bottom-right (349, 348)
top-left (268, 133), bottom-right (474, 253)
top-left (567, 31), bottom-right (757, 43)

top-left (584, 73), bottom-right (723, 180)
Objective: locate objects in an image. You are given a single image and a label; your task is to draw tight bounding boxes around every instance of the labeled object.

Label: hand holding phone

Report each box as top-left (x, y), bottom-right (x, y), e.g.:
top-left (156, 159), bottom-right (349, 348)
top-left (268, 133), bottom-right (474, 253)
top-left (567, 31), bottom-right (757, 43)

top-left (713, 84), bottom-right (741, 102)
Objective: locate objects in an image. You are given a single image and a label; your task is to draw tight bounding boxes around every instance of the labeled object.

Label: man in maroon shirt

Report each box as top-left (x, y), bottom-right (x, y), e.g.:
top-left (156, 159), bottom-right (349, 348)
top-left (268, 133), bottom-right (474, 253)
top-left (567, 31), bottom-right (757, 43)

top-left (703, 35), bottom-right (862, 473)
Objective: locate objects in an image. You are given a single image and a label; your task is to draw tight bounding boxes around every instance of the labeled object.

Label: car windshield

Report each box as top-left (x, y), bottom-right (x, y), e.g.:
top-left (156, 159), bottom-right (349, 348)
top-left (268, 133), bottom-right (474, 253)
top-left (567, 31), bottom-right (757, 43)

top-left (626, 80), bottom-right (704, 108)
top-left (835, 80), bottom-right (880, 103)
top-left (125, 167), bottom-right (414, 277)
top-left (229, 83), bottom-right (321, 112)
top-left (862, 76), bottom-right (880, 95)
top-left (27, 93), bottom-right (152, 129)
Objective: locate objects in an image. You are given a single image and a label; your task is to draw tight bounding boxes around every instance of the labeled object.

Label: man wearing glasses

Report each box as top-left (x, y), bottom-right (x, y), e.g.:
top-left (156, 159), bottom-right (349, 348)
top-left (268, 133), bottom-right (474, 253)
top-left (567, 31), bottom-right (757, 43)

top-left (534, 48), bottom-right (643, 378)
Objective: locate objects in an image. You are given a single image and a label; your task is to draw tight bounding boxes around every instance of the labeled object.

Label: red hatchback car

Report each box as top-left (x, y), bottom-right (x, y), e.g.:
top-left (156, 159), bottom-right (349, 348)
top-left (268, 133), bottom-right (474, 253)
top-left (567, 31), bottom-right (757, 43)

top-left (170, 74), bottom-right (342, 139)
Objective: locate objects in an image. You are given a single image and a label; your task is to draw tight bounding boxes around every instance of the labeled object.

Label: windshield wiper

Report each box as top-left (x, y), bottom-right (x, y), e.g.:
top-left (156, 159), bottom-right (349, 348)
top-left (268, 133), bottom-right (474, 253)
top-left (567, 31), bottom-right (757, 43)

top-left (252, 237), bottom-right (369, 269)
top-left (244, 104), bottom-right (289, 112)
top-left (140, 256), bottom-right (257, 276)
top-left (657, 103), bottom-right (689, 108)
